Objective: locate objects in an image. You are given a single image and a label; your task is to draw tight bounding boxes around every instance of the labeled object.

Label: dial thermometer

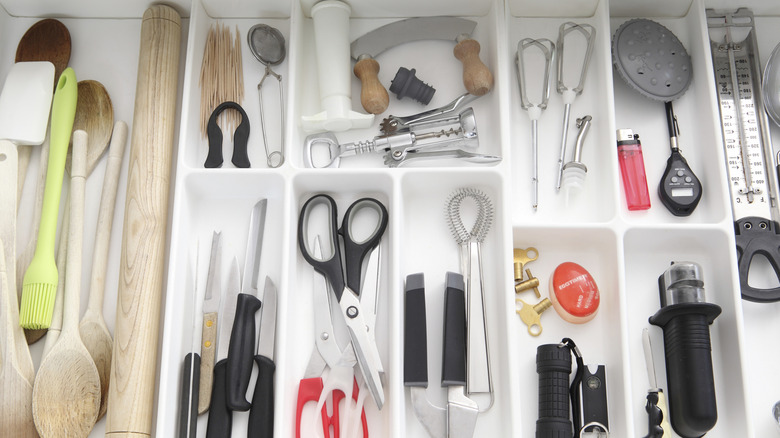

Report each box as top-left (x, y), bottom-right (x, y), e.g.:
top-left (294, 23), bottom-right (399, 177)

top-left (707, 8), bottom-right (780, 302)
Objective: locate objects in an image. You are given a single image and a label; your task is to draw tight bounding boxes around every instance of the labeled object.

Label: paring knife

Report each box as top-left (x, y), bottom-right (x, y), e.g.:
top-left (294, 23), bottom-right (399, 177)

top-left (226, 199), bottom-right (268, 411)
top-left (198, 231), bottom-right (222, 414)
top-left (178, 245), bottom-right (200, 438)
top-left (642, 328), bottom-right (671, 438)
top-left (248, 277), bottom-right (277, 438)
top-left (206, 258), bottom-right (241, 438)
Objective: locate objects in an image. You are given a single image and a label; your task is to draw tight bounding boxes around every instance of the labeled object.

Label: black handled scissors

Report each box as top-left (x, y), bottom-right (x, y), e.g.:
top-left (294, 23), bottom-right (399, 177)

top-left (297, 194), bottom-right (388, 409)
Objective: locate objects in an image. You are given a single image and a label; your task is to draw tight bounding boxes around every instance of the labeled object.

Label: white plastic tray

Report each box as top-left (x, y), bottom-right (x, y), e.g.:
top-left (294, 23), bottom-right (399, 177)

top-left (3, 0), bottom-right (780, 437)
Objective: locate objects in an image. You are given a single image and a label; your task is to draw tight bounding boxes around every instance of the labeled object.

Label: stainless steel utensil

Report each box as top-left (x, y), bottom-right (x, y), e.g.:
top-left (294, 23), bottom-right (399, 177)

top-left (248, 24), bottom-right (286, 168)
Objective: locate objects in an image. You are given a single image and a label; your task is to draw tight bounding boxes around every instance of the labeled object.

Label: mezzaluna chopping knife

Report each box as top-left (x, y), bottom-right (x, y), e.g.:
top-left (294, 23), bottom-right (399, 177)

top-left (351, 16), bottom-right (494, 114)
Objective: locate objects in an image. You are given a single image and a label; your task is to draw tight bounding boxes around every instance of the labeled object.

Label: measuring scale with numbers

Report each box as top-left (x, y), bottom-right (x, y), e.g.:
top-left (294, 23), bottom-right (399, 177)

top-left (707, 8), bottom-right (780, 302)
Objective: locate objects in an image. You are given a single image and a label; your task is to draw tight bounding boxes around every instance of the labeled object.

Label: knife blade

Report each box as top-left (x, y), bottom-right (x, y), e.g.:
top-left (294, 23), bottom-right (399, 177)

top-left (226, 199), bottom-right (267, 411)
top-left (198, 231), bottom-right (222, 414)
top-left (248, 276), bottom-right (277, 438)
top-left (206, 258), bottom-right (240, 438)
top-left (178, 245), bottom-right (200, 438)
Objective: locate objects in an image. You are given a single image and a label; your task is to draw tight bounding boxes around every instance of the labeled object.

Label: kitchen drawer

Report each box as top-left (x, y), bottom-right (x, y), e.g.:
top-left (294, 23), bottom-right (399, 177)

top-left (3, 0), bottom-right (780, 437)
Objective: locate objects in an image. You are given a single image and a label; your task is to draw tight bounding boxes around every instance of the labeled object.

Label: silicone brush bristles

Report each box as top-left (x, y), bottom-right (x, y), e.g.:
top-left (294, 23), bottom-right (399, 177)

top-left (19, 282), bottom-right (57, 329)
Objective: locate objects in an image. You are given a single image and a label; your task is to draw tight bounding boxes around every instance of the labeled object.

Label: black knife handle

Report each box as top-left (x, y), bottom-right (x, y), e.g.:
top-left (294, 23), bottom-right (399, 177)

top-left (226, 293), bottom-right (262, 411)
top-left (404, 273), bottom-right (429, 387)
top-left (206, 359), bottom-right (232, 438)
top-left (441, 272), bottom-right (467, 387)
top-left (248, 355), bottom-right (276, 438)
top-left (644, 391), bottom-right (664, 438)
top-left (178, 352), bottom-right (200, 438)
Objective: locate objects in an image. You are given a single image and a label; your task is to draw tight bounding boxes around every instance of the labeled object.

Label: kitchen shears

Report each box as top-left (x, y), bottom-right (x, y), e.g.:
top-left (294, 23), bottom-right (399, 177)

top-left (297, 194), bottom-right (388, 412)
top-left (295, 236), bottom-right (371, 438)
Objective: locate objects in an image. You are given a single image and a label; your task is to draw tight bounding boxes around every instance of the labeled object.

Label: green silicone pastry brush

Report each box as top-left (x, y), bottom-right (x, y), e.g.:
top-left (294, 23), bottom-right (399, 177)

top-left (19, 67), bottom-right (77, 329)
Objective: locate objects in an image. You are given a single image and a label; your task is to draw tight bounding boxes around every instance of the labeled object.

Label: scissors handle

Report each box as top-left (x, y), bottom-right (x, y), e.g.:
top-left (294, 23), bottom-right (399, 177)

top-left (340, 198), bottom-right (388, 296)
top-left (298, 195), bottom-right (388, 301)
top-left (299, 194), bottom-right (345, 295)
top-left (295, 377), bottom-right (369, 438)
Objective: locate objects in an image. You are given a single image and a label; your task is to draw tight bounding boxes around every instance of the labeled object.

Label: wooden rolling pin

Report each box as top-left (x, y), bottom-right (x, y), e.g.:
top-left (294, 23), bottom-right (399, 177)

top-left (105, 5), bottom-right (181, 437)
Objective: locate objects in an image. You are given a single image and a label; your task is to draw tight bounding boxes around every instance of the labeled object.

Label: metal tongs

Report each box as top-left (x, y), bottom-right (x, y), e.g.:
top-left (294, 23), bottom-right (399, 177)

top-left (555, 22), bottom-right (595, 191)
top-left (303, 93), bottom-right (500, 168)
top-left (515, 38), bottom-right (554, 210)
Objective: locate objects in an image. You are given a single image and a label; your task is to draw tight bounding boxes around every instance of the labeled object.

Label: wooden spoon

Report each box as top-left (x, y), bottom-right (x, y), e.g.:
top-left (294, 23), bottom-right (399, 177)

top-left (35, 80), bottom-right (114, 347)
top-left (79, 120), bottom-right (127, 420)
top-left (0, 141), bottom-right (36, 437)
top-left (32, 131), bottom-right (101, 437)
top-left (14, 18), bottom-right (71, 208)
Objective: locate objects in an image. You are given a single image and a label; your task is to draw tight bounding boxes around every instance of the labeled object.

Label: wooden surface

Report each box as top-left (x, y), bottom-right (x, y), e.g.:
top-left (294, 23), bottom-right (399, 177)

top-left (105, 5), bottom-right (181, 437)
top-left (453, 39), bottom-right (494, 96)
top-left (79, 120), bottom-right (128, 421)
top-left (354, 57), bottom-right (389, 115)
top-left (0, 141), bottom-right (37, 438)
top-left (32, 131), bottom-right (101, 438)
top-left (197, 311), bottom-right (218, 414)
top-left (66, 80), bottom-right (113, 176)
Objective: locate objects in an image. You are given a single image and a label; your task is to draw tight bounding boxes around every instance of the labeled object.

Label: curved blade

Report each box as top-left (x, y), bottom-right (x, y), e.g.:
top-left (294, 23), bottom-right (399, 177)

top-left (351, 17), bottom-right (476, 59)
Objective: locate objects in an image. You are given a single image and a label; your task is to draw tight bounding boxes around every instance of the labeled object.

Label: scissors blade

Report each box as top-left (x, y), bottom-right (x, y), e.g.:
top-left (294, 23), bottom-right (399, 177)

top-left (360, 244), bottom-right (380, 338)
top-left (312, 236), bottom-right (343, 369)
top-left (340, 290), bottom-right (384, 410)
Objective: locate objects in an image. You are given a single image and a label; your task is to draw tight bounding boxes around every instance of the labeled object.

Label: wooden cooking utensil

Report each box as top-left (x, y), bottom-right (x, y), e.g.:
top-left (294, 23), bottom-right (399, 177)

top-left (0, 141), bottom-right (36, 437)
top-left (32, 131), bottom-right (101, 438)
top-left (79, 120), bottom-right (128, 421)
top-left (14, 18), bottom-right (71, 207)
top-left (105, 6), bottom-right (181, 437)
top-left (41, 80), bottom-right (114, 354)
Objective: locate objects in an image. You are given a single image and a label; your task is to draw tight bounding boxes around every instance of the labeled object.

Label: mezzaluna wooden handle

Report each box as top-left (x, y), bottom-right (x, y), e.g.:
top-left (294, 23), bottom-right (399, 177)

top-left (105, 6), bottom-right (181, 437)
top-left (354, 57), bottom-right (389, 115)
top-left (453, 38), bottom-right (493, 96)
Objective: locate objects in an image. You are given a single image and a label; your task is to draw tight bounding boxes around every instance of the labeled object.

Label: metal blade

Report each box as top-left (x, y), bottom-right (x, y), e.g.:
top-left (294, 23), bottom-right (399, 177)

top-left (361, 245), bottom-right (380, 338)
top-left (217, 258), bottom-right (241, 360)
top-left (203, 231), bottom-right (222, 314)
top-left (242, 199), bottom-right (268, 296)
top-left (447, 386), bottom-right (479, 438)
top-left (341, 291), bottom-right (384, 409)
top-left (351, 17), bottom-right (476, 60)
top-left (256, 276), bottom-right (277, 360)
top-left (410, 387), bottom-right (446, 438)
top-left (311, 236), bottom-right (342, 368)
top-left (642, 328), bottom-right (658, 390)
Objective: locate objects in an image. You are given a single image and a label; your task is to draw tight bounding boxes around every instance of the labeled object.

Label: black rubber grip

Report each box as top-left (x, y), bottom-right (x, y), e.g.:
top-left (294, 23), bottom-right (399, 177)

top-left (205, 101), bottom-right (251, 168)
top-left (644, 392), bottom-right (664, 438)
top-left (735, 216), bottom-right (780, 302)
top-left (536, 344), bottom-right (573, 438)
top-left (441, 272), bottom-right (467, 387)
top-left (178, 352), bottom-right (200, 438)
top-left (248, 355), bottom-right (276, 438)
top-left (206, 359), bottom-right (232, 438)
top-left (649, 303), bottom-right (721, 438)
top-left (226, 293), bottom-right (262, 411)
top-left (404, 273), bottom-right (428, 387)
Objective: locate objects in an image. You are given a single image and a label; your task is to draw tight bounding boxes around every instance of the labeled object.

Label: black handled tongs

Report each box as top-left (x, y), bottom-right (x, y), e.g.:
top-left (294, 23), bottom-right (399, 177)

top-left (404, 272), bottom-right (479, 438)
